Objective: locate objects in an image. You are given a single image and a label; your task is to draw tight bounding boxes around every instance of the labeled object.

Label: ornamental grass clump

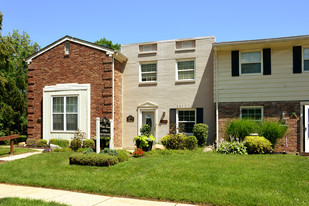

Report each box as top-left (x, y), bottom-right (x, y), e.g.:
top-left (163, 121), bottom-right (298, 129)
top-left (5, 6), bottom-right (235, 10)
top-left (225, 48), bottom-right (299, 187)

top-left (244, 136), bottom-right (272, 154)
top-left (258, 121), bottom-right (288, 147)
top-left (226, 119), bottom-right (257, 141)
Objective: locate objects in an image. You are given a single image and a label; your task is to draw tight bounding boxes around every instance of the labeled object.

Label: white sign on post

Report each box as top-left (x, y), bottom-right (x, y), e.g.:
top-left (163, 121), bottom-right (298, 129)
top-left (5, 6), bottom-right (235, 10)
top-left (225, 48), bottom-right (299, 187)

top-left (96, 117), bottom-right (100, 154)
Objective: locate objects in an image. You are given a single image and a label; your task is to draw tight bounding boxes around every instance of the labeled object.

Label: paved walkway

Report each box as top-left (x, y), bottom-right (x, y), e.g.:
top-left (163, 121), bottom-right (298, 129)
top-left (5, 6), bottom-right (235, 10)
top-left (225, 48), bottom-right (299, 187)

top-left (0, 149), bottom-right (43, 162)
top-left (0, 184), bottom-right (196, 206)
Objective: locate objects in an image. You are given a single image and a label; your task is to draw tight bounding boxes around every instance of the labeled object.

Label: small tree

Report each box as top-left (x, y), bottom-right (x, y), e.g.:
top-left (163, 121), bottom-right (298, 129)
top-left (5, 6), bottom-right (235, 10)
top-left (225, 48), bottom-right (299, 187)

top-left (193, 123), bottom-right (208, 146)
top-left (94, 37), bottom-right (121, 51)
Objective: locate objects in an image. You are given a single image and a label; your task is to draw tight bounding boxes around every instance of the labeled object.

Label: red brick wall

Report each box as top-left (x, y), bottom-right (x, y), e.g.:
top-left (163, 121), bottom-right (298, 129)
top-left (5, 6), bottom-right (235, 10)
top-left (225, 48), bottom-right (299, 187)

top-left (27, 41), bottom-right (124, 146)
top-left (218, 101), bottom-right (300, 153)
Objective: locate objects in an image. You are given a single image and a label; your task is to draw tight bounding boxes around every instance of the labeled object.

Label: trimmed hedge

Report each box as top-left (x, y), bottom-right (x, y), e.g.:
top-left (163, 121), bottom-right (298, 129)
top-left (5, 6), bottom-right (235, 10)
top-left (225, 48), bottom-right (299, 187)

top-left (71, 139), bottom-right (82, 151)
top-left (69, 153), bottom-right (119, 167)
top-left (117, 150), bottom-right (129, 162)
top-left (161, 134), bottom-right (198, 150)
top-left (193, 123), bottom-right (208, 146)
top-left (49, 139), bottom-right (70, 148)
top-left (244, 136), bottom-right (272, 154)
top-left (83, 139), bottom-right (95, 148)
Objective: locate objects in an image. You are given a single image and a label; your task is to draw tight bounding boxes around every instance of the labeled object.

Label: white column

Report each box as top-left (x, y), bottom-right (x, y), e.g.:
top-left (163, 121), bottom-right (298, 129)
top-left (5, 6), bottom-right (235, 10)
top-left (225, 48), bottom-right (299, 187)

top-left (110, 119), bottom-right (114, 149)
top-left (96, 117), bottom-right (100, 154)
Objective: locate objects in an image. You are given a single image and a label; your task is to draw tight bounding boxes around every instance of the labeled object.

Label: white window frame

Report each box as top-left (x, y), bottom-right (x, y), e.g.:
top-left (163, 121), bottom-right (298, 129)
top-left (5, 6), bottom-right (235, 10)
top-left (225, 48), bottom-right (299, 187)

top-left (240, 106), bottom-right (264, 122)
top-left (303, 47), bottom-right (309, 72)
top-left (51, 95), bottom-right (79, 132)
top-left (65, 42), bottom-right (70, 55)
top-left (139, 62), bottom-right (157, 83)
top-left (176, 108), bottom-right (196, 135)
top-left (176, 59), bottom-right (195, 81)
top-left (240, 50), bottom-right (263, 75)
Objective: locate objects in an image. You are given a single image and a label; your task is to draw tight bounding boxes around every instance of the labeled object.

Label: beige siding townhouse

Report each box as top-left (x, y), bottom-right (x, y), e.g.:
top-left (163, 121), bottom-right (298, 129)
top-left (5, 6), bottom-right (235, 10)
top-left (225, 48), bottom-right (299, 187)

top-left (121, 36), bottom-right (215, 149)
top-left (213, 35), bottom-right (309, 154)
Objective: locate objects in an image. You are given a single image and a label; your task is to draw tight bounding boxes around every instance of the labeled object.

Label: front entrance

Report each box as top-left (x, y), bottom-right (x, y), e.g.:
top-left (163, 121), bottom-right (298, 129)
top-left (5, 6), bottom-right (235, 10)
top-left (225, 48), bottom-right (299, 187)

top-left (142, 111), bottom-right (155, 136)
top-left (304, 105), bottom-right (309, 152)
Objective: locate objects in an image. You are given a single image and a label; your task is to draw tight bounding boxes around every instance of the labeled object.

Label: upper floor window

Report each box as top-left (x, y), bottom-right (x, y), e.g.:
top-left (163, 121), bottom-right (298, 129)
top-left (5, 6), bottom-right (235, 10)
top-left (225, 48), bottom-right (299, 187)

top-left (139, 44), bottom-right (157, 53)
top-left (52, 96), bottom-right (78, 131)
top-left (240, 51), bottom-right (262, 74)
top-left (304, 48), bottom-right (309, 71)
top-left (65, 42), bottom-right (70, 55)
top-left (240, 106), bottom-right (263, 121)
top-left (140, 63), bottom-right (157, 82)
top-left (176, 40), bottom-right (195, 50)
top-left (177, 60), bottom-right (195, 80)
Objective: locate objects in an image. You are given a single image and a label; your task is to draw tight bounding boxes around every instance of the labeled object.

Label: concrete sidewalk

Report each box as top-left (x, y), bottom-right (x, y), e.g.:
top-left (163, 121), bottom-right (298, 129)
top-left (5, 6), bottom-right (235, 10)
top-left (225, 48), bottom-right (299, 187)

top-left (0, 184), bottom-right (197, 206)
top-left (0, 149), bottom-right (43, 162)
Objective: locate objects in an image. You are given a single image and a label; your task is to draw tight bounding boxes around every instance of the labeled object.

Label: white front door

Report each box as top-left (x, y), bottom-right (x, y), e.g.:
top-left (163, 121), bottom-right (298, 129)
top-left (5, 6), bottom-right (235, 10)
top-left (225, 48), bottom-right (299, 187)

top-left (142, 111), bottom-right (155, 136)
top-left (304, 105), bottom-right (309, 152)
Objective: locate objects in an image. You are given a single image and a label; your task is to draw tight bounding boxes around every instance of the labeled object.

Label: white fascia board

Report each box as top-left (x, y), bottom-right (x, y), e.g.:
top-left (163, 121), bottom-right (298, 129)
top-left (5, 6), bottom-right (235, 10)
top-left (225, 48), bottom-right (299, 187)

top-left (25, 36), bottom-right (116, 64)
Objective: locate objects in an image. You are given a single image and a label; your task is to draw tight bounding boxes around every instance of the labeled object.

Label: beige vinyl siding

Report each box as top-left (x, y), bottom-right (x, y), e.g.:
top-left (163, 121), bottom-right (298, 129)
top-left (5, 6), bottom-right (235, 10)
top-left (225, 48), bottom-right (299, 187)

top-left (215, 38), bottom-right (309, 102)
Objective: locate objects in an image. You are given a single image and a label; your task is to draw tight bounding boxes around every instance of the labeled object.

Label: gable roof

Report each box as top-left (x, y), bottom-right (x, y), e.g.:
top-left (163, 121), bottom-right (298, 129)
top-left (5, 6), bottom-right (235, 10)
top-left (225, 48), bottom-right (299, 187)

top-left (25, 35), bottom-right (127, 64)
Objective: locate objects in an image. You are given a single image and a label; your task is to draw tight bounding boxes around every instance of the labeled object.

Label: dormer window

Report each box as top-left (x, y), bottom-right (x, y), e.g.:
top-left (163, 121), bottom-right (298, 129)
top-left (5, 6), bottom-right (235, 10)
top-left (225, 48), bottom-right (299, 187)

top-left (139, 44), bottom-right (157, 53)
top-left (65, 42), bottom-right (70, 55)
top-left (176, 40), bottom-right (195, 50)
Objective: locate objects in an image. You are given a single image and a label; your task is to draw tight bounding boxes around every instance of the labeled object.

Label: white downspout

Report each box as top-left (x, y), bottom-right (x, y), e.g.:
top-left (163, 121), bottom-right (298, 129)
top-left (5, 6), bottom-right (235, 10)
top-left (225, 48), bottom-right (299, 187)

top-left (109, 56), bottom-right (115, 149)
top-left (214, 46), bottom-right (219, 146)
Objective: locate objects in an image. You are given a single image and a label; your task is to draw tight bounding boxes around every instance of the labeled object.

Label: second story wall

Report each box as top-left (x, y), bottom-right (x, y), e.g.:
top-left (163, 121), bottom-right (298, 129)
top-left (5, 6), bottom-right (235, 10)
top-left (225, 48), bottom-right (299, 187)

top-left (214, 36), bottom-right (309, 103)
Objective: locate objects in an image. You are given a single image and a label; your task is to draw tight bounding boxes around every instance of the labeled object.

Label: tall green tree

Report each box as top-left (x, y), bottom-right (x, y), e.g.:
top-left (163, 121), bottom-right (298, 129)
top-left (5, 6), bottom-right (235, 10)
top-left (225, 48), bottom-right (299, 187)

top-left (94, 37), bottom-right (121, 51)
top-left (0, 11), bottom-right (40, 136)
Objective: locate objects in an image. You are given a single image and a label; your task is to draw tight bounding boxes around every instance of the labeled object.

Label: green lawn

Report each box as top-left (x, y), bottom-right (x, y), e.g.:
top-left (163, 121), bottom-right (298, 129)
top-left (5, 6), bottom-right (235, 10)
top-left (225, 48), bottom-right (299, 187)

top-left (0, 150), bottom-right (308, 206)
top-left (0, 147), bottom-right (35, 157)
top-left (0, 198), bottom-right (68, 206)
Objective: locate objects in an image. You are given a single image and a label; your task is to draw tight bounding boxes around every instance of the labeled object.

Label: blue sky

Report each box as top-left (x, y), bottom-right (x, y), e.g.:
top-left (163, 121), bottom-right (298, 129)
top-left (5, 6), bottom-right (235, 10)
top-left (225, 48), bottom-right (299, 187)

top-left (1, 0), bottom-right (309, 48)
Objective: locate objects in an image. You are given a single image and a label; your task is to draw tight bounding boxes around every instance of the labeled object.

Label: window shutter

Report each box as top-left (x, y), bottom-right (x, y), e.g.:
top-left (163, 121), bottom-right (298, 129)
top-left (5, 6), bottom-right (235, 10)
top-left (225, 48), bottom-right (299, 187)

top-left (169, 109), bottom-right (176, 134)
top-left (196, 108), bottom-right (203, 123)
top-left (263, 48), bottom-right (271, 75)
top-left (293, 46), bottom-right (302, 73)
top-left (231, 50), bottom-right (239, 76)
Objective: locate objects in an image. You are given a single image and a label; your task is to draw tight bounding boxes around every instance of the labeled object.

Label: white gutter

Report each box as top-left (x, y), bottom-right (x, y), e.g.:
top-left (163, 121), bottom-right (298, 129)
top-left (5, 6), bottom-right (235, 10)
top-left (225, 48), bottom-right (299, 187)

top-left (214, 46), bottom-right (219, 145)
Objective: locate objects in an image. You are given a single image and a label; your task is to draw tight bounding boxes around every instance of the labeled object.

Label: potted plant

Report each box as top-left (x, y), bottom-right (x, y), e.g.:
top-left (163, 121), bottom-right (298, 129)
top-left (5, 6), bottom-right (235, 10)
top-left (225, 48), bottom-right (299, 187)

top-left (133, 124), bottom-right (156, 151)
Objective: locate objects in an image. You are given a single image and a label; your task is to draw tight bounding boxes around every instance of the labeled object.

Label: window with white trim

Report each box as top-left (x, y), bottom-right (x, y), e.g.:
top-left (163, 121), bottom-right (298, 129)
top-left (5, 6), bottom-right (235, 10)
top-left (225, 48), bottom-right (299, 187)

top-left (177, 60), bottom-right (195, 80)
top-left (177, 109), bottom-right (196, 134)
top-left (65, 42), bottom-right (70, 55)
top-left (52, 96), bottom-right (78, 131)
top-left (240, 106), bottom-right (263, 121)
top-left (140, 63), bottom-right (157, 82)
top-left (304, 48), bottom-right (309, 71)
top-left (240, 51), bottom-right (262, 74)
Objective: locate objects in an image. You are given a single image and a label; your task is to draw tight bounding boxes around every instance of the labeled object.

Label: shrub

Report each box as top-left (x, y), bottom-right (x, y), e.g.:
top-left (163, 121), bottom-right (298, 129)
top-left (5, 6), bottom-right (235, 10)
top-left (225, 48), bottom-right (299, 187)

top-left (244, 136), bottom-right (272, 154)
top-left (132, 148), bottom-right (145, 157)
top-left (83, 139), bottom-right (95, 148)
top-left (71, 139), bottom-right (82, 151)
top-left (26, 138), bottom-right (37, 147)
top-left (133, 135), bottom-right (156, 149)
top-left (184, 135), bottom-right (198, 150)
top-left (217, 141), bottom-right (247, 155)
top-left (43, 148), bottom-right (51, 153)
top-left (53, 147), bottom-right (72, 152)
top-left (37, 139), bottom-right (47, 147)
top-left (226, 119), bottom-right (257, 141)
top-left (69, 153), bottom-right (119, 167)
top-left (83, 147), bottom-right (94, 154)
top-left (117, 150), bottom-right (130, 162)
top-left (161, 134), bottom-right (185, 150)
top-left (258, 121), bottom-right (288, 147)
top-left (193, 123), bottom-right (208, 146)
top-left (49, 139), bottom-right (70, 148)
top-left (140, 124), bottom-right (152, 136)
top-left (101, 148), bottom-right (118, 156)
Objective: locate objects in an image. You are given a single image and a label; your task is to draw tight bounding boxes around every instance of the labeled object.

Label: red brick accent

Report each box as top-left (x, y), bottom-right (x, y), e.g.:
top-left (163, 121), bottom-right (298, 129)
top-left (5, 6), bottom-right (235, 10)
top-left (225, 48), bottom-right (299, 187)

top-left (27, 41), bottom-right (124, 146)
top-left (218, 101), bottom-right (300, 153)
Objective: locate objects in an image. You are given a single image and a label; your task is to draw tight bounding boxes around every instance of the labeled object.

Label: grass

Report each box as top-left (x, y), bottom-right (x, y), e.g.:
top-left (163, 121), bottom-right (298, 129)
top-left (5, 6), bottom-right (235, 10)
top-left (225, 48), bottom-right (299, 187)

top-left (0, 147), bottom-right (35, 157)
top-left (0, 150), bottom-right (308, 205)
top-left (0, 198), bottom-right (68, 206)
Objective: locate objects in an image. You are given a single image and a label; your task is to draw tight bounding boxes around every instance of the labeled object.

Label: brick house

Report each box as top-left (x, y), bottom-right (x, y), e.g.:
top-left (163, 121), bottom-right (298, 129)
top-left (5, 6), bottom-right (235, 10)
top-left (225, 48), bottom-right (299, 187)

top-left (25, 36), bottom-right (127, 147)
top-left (213, 35), bottom-right (309, 154)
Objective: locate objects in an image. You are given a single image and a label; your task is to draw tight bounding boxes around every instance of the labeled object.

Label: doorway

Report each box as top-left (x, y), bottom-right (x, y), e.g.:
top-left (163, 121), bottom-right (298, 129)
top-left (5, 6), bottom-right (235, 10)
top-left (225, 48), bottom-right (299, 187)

top-left (304, 105), bottom-right (309, 152)
top-left (142, 111), bottom-right (155, 136)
